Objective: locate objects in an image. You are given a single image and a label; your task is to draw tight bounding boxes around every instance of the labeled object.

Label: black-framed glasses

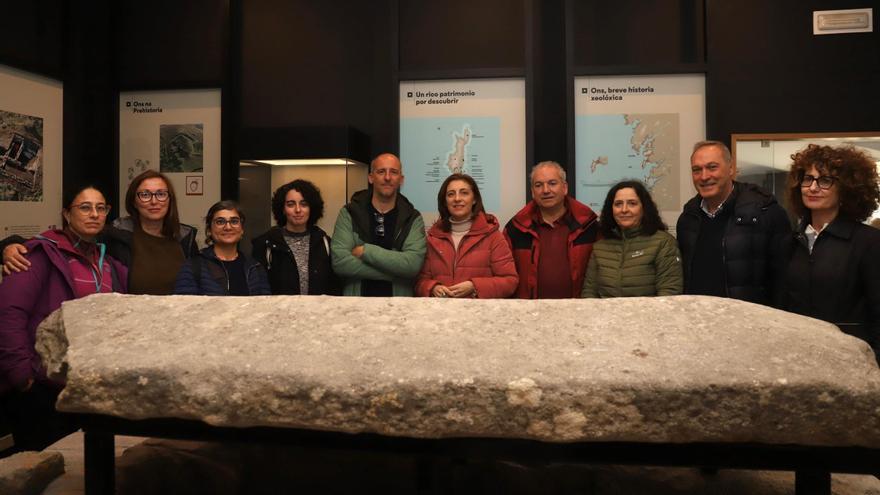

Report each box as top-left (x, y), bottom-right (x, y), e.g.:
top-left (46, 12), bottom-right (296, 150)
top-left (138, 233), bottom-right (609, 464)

top-left (136, 190), bottom-right (170, 202)
top-left (71, 202), bottom-right (111, 216)
top-left (374, 212), bottom-right (385, 238)
top-left (213, 217), bottom-right (242, 227)
top-left (800, 174), bottom-right (837, 190)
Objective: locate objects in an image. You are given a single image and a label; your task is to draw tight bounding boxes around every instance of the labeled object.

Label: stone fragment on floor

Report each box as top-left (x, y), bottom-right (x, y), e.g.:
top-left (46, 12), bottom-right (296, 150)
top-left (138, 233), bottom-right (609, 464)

top-left (0, 450), bottom-right (64, 495)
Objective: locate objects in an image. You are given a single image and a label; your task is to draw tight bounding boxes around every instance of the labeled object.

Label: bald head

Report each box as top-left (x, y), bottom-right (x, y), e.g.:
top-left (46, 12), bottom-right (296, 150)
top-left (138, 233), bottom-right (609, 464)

top-left (371, 153), bottom-right (401, 173)
top-left (369, 152), bottom-right (404, 202)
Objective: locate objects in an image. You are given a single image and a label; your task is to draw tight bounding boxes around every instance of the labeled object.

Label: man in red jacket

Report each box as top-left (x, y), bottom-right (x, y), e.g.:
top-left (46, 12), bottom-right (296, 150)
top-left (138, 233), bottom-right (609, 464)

top-left (504, 161), bottom-right (599, 298)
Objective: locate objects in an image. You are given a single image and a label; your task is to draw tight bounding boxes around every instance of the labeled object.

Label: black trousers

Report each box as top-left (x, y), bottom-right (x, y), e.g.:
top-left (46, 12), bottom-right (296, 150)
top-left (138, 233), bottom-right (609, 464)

top-left (1, 382), bottom-right (77, 453)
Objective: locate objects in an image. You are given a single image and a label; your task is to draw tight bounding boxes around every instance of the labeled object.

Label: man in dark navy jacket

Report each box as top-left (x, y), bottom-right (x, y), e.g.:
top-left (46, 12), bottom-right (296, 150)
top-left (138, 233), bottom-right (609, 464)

top-left (676, 140), bottom-right (791, 305)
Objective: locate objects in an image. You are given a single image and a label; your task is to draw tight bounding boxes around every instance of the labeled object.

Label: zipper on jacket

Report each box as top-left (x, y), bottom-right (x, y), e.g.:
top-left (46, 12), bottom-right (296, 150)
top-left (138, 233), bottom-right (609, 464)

top-left (684, 210), bottom-right (700, 290)
top-left (246, 262), bottom-right (260, 295)
top-left (220, 261), bottom-right (231, 294)
top-left (721, 236), bottom-right (729, 297)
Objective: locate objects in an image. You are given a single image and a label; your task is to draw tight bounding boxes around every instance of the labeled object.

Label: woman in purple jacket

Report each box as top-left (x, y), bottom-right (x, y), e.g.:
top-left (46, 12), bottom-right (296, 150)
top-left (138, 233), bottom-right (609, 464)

top-left (0, 184), bottom-right (127, 452)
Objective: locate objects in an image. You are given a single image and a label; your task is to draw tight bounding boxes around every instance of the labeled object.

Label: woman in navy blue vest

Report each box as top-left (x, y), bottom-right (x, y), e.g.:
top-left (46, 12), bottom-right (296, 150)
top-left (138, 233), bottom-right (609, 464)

top-left (173, 201), bottom-right (270, 296)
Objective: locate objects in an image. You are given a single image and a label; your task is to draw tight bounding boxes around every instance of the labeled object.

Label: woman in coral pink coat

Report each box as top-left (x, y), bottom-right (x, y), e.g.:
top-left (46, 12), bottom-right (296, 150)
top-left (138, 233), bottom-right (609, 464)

top-left (415, 174), bottom-right (518, 298)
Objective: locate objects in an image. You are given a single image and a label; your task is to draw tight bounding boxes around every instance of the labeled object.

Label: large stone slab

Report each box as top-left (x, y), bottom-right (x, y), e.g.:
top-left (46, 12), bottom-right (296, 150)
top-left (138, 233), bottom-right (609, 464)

top-left (37, 294), bottom-right (880, 447)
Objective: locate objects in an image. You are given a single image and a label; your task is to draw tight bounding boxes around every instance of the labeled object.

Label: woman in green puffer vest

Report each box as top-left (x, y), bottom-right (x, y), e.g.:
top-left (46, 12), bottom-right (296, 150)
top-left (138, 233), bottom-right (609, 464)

top-left (581, 181), bottom-right (683, 298)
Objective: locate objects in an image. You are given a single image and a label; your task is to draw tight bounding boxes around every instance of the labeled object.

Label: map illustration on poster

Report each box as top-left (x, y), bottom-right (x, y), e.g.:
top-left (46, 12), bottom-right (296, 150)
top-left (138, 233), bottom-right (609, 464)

top-left (400, 117), bottom-right (500, 213)
top-left (0, 64), bottom-right (62, 242)
top-left (0, 109), bottom-right (43, 201)
top-left (400, 79), bottom-right (525, 226)
top-left (574, 74), bottom-right (705, 217)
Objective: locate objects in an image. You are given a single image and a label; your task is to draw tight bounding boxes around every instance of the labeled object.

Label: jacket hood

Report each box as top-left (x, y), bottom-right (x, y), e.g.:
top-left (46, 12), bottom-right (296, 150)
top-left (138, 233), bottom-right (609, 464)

top-left (510, 196), bottom-right (597, 233)
top-left (33, 229), bottom-right (104, 259)
top-left (25, 230), bottom-right (99, 292)
top-left (112, 216), bottom-right (196, 240)
top-left (348, 188), bottom-right (418, 215)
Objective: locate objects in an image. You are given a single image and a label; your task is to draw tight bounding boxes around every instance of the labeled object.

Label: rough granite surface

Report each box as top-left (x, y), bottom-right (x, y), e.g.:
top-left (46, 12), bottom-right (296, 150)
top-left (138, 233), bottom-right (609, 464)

top-left (37, 294), bottom-right (880, 447)
top-left (0, 451), bottom-right (65, 495)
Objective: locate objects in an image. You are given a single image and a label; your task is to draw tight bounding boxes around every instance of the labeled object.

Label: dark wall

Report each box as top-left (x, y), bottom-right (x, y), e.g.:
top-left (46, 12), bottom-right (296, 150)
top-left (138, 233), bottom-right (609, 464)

top-left (399, 0), bottom-right (526, 72)
top-left (529, 0), bottom-right (568, 167)
top-left (63, 0), bottom-right (115, 203)
top-left (0, 0), bottom-right (65, 79)
top-left (114, 0), bottom-right (227, 89)
top-left (706, 0), bottom-right (880, 142)
top-left (2, 0), bottom-right (878, 204)
top-left (569, 0), bottom-right (704, 67)
top-left (240, 0), bottom-right (392, 152)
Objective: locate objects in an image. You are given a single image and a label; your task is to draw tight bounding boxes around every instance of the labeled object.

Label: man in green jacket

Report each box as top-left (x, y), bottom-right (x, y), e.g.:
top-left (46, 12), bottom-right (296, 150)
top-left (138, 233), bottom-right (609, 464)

top-left (331, 153), bottom-right (426, 296)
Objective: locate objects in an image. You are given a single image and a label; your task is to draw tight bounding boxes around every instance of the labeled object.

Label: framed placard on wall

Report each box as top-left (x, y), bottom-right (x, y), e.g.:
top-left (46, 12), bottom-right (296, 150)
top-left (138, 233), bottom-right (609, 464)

top-left (573, 74), bottom-right (705, 226)
top-left (119, 89), bottom-right (221, 245)
top-left (0, 64), bottom-right (63, 240)
top-left (400, 78), bottom-right (526, 226)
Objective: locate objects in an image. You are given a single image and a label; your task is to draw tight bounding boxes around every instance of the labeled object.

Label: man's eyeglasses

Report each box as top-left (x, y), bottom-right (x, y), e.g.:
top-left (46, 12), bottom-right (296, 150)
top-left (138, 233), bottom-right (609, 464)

top-left (136, 190), bottom-right (170, 202)
top-left (374, 212), bottom-right (385, 238)
top-left (213, 217), bottom-right (242, 227)
top-left (800, 174), bottom-right (837, 190)
top-left (71, 203), bottom-right (111, 216)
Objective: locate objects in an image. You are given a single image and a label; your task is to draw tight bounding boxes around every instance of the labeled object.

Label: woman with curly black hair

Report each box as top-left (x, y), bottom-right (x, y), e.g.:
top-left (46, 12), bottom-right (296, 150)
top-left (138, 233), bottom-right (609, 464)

top-left (778, 144), bottom-right (880, 359)
top-left (251, 179), bottom-right (338, 295)
top-left (580, 180), bottom-right (682, 298)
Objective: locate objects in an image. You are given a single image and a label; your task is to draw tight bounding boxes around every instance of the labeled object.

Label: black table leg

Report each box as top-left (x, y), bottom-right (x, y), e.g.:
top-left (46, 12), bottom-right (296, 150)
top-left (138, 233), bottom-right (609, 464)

top-left (795, 469), bottom-right (831, 495)
top-left (84, 430), bottom-right (115, 495)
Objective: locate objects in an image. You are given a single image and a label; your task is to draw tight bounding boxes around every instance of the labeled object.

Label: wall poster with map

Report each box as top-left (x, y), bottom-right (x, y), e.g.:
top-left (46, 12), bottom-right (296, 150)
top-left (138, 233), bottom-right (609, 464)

top-left (400, 78), bottom-right (526, 226)
top-left (574, 74), bottom-right (705, 224)
top-left (0, 64), bottom-right (63, 245)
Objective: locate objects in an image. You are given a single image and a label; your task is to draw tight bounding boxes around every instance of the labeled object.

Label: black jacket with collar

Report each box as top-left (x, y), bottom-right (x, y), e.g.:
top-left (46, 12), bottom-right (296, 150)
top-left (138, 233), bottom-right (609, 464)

top-left (777, 216), bottom-right (880, 357)
top-left (251, 225), bottom-right (339, 295)
top-left (676, 181), bottom-right (792, 304)
top-left (345, 188), bottom-right (420, 251)
top-left (101, 216), bottom-right (199, 267)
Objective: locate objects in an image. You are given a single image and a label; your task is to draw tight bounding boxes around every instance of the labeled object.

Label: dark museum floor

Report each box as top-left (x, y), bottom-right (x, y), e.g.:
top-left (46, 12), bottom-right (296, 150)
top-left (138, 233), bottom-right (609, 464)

top-left (38, 431), bottom-right (880, 495)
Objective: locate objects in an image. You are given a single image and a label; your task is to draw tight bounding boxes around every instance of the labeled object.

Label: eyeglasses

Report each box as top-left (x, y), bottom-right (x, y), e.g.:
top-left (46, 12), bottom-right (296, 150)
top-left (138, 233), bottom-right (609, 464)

top-left (136, 190), bottom-right (170, 202)
top-left (213, 217), bottom-right (242, 227)
top-left (374, 212), bottom-right (385, 238)
top-left (800, 174), bottom-right (837, 190)
top-left (71, 203), bottom-right (111, 215)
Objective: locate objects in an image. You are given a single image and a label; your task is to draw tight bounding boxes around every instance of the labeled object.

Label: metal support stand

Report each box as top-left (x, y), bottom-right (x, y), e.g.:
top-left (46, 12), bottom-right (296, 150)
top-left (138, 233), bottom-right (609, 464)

top-left (795, 469), bottom-right (831, 495)
top-left (84, 431), bottom-right (114, 495)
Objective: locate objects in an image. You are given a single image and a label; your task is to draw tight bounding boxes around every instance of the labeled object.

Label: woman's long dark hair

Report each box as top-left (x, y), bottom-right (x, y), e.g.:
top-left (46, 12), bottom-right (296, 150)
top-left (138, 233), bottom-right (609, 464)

top-left (598, 180), bottom-right (666, 238)
top-left (436, 173), bottom-right (485, 232)
top-left (125, 169), bottom-right (182, 239)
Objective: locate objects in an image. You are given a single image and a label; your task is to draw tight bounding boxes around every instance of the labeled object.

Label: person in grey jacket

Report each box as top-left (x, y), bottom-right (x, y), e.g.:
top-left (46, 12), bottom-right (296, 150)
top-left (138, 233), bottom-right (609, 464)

top-left (331, 153), bottom-right (426, 297)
